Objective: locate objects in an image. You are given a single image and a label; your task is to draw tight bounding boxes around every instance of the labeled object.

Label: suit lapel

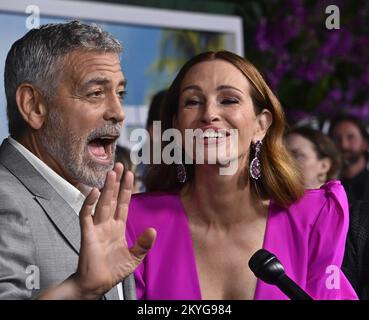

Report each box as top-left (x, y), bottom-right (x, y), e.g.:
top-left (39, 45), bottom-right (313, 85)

top-left (35, 194), bottom-right (81, 254)
top-left (0, 139), bottom-right (81, 253)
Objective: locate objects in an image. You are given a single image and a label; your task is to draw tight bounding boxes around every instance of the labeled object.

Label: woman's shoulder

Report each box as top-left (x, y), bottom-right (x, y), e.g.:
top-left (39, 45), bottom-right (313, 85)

top-left (276, 180), bottom-right (348, 225)
top-left (301, 179), bottom-right (347, 202)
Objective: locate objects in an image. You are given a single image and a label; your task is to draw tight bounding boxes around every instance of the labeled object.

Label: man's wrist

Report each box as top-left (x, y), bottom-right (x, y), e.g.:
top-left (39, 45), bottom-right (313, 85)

top-left (66, 273), bottom-right (102, 300)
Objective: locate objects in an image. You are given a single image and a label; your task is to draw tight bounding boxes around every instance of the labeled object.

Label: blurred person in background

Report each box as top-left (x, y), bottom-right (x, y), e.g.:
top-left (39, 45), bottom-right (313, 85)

top-left (343, 199), bottom-right (369, 300)
top-left (329, 114), bottom-right (369, 202)
top-left (135, 89), bottom-right (167, 192)
top-left (285, 126), bottom-right (342, 189)
top-left (115, 145), bottom-right (140, 193)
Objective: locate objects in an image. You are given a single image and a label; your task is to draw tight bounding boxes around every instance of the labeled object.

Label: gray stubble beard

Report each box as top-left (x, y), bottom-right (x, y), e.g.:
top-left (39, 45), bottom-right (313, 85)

top-left (39, 106), bottom-right (115, 189)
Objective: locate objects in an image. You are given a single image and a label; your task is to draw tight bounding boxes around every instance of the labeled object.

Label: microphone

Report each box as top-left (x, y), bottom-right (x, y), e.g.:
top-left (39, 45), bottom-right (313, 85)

top-left (249, 249), bottom-right (313, 300)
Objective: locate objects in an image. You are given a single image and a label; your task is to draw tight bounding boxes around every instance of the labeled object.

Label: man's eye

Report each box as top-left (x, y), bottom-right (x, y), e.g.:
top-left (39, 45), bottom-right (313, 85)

top-left (87, 91), bottom-right (103, 98)
top-left (117, 91), bottom-right (127, 101)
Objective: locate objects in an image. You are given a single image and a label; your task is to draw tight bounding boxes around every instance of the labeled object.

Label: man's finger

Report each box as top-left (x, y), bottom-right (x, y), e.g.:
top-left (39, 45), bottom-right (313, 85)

top-left (112, 162), bottom-right (124, 200)
top-left (79, 187), bottom-right (100, 231)
top-left (129, 227), bottom-right (156, 263)
top-left (94, 170), bottom-right (116, 224)
top-left (115, 170), bottom-right (134, 221)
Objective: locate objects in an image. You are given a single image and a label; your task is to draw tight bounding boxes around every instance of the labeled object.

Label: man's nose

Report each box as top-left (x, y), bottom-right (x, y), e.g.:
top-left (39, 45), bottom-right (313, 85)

top-left (103, 93), bottom-right (125, 124)
top-left (338, 137), bottom-right (350, 151)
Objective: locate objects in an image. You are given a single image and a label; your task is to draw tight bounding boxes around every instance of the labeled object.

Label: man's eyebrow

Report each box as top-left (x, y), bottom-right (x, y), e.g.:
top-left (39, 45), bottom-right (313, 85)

top-left (80, 77), bottom-right (127, 90)
top-left (119, 79), bottom-right (127, 87)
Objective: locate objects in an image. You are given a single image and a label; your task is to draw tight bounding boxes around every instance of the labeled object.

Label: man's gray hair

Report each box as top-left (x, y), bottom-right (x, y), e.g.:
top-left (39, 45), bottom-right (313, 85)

top-left (4, 20), bottom-right (123, 137)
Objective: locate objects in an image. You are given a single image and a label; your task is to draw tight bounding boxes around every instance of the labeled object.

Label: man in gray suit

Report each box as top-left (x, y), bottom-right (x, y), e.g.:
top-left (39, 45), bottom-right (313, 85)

top-left (0, 21), bottom-right (156, 299)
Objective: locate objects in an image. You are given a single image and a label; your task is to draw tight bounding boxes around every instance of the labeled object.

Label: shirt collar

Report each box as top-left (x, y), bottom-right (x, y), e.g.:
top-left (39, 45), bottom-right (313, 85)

top-left (8, 136), bottom-right (86, 215)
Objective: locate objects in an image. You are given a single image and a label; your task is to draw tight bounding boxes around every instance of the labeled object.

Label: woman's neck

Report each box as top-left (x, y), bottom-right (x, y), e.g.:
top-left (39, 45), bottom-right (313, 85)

top-left (181, 163), bottom-right (267, 228)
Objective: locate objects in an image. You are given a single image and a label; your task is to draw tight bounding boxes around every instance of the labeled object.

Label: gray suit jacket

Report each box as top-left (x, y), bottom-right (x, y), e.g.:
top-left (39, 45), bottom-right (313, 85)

top-left (0, 139), bottom-right (136, 300)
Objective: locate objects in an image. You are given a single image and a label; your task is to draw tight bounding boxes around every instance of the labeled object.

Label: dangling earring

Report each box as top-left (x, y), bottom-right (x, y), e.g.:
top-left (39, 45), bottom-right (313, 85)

top-left (250, 140), bottom-right (262, 180)
top-left (176, 164), bottom-right (187, 183)
top-left (174, 141), bottom-right (187, 183)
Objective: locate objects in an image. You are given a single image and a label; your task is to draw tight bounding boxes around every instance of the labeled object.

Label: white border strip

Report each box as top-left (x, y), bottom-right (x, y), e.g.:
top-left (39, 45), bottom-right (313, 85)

top-left (0, 0), bottom-right (244, 54)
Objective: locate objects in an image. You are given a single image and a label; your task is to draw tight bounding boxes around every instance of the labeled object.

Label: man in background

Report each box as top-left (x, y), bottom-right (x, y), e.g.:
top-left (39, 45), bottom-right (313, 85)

top-left (329, 114), bottom-right (369, 202)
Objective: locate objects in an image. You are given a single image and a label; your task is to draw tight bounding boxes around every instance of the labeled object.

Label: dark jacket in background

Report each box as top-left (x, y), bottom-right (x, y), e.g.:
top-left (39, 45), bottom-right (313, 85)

top-left (343, 200), bottom-right (369, 299)
top-left (342, 169), bottom-right (369, 203)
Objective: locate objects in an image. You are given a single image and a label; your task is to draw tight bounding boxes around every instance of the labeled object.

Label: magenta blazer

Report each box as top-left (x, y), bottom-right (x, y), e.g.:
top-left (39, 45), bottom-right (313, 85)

top-left (126, 180), bottom-right (357, 300)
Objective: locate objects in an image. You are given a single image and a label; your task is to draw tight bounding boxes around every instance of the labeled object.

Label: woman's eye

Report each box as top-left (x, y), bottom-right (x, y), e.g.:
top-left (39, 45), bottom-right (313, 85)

top-left (294, 153), bottom-right (305, 161)
top-left (185, 99), bottom-right (201, 106)
top-left (221, 98), bottom-right (239, 105)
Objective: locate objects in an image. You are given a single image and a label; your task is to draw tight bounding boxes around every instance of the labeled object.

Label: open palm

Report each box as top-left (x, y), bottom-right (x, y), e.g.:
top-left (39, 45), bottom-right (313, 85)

top-left (74, 163), bottom-right (156, 299)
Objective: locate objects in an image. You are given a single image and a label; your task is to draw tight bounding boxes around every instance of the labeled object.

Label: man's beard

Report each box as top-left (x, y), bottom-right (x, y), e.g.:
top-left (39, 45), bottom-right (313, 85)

top-left (39, 107), bottom-right (120, 189)
top-left (342, 151), bottom-right (362, 168)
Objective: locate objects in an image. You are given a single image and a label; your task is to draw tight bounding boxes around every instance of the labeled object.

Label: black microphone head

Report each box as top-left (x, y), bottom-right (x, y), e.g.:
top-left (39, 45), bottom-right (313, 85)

top-left (248, 249), bottom-right (286, 285)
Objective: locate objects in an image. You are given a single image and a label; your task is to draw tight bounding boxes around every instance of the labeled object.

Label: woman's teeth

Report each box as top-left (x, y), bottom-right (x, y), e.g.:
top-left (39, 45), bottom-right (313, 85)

top-left (201, 131), bottom-right (225, 138)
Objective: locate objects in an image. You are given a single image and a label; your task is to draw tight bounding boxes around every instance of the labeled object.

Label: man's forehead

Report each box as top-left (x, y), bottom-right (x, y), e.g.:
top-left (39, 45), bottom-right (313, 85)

top-left (62, 50), bottom-right (124, 85)
top-left (66, 49), bottom-right (121, 64)
top-left (335, 121), bottom-right (362, 134)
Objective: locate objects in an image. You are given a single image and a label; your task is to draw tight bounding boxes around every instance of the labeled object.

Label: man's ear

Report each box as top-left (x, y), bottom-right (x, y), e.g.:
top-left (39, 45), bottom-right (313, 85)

top-left (15, 83), bottom-right (48, 130)
top-left (253, 108), bottom-right (273, 142)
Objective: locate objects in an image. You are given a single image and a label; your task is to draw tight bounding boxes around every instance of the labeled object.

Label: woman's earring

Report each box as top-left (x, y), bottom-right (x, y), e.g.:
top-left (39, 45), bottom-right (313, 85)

top-left (176, 164), bottom-right (187, 183)
top-left (250, 140), bottom-right (263, 180)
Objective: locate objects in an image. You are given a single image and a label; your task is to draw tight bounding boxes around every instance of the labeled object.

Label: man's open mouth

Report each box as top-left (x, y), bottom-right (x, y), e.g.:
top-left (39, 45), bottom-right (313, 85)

top-left (87, 135), bottom-right (119, 164)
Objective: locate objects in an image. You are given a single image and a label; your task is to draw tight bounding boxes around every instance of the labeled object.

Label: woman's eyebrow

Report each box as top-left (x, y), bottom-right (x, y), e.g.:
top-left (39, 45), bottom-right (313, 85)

top-left (216, 85), bottom-right (244, 94)
top-left (181, 85), bottom-right (202, 93)
top-left (181, 84), bottom-right (244, 94)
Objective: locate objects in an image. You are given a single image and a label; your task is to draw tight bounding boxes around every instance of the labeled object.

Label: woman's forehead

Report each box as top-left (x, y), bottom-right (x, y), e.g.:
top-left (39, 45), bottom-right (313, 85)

top-left (180, 60), bottom-right (250, 92)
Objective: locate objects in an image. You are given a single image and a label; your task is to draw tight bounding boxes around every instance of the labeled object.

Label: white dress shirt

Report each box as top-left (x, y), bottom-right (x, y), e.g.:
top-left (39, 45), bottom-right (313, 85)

top-left (8, 137), bottom-right (124, 300)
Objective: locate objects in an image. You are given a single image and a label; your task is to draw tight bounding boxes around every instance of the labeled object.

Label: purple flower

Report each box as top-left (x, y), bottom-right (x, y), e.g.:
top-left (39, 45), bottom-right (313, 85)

top-left (287, 0), bottom-right (305, 18)
top-left (327, 89), bottom-right (342, 101)
top-left (268, 17), bottom-right (301, 48)
top-left (286, 109), bottom-right (310, 122)
top-left (348, 104), bottom-right (369, 121)
top-left (295, 59), bottom-right (334, 82)
top-left (352, 35), bottom-right (369, 64)
top-left (360, 70), bottom-right (369, 86)
top-left (252, 0), bottom-right (367, 120)
top-left (255, 18), bottom-right (270, 52)
top-left (316, 99), bottom-right (336, 115)
top-left (320, 29), bottom-right (353, 58)
top-left (266, 72), bottom-right (280, 90)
